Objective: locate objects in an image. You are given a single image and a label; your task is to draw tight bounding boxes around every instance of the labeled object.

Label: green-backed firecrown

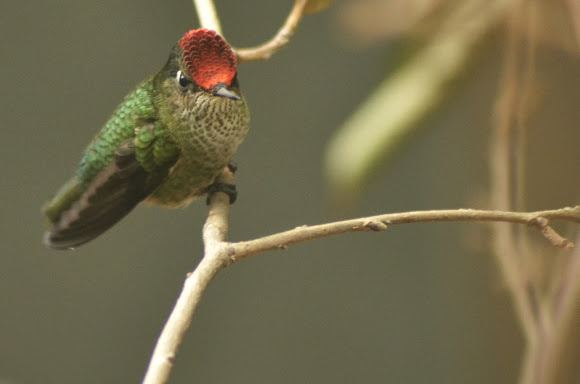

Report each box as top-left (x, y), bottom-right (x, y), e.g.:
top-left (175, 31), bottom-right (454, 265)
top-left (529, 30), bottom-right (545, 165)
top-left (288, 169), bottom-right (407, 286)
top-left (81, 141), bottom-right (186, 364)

top-left (43, 29), bottom-right (250, 249)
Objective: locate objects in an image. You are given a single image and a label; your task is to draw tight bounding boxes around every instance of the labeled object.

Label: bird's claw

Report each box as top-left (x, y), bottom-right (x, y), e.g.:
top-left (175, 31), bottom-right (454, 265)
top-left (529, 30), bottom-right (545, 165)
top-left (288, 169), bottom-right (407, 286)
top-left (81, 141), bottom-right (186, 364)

top-left (206, 182), bottom-right (237, 205)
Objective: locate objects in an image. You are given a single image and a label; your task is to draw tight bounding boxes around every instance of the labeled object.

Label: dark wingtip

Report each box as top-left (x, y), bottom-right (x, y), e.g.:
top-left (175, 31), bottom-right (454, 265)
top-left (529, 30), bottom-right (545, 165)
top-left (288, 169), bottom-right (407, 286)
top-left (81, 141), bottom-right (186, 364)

top-left (42, 230), bottom-right (79, 251)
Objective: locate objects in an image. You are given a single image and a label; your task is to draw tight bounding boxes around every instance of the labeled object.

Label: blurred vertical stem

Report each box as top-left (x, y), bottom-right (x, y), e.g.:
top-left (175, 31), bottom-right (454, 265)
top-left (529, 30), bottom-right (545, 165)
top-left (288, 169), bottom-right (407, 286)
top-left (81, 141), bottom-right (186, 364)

top-left (565, 0), bottom-right (580, 49)
top-left (546, 234), bottom-right (580, 383)
top-left (492, 1), bottom-right (580, 383)
top-left (491, 0), bottom-right (539, 366)
top-left (324, 0), bottom-right (509, 204)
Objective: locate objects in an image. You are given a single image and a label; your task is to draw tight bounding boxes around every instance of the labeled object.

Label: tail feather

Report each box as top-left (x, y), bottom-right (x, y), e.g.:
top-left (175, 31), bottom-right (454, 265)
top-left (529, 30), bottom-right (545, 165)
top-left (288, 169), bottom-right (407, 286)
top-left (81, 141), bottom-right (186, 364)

top-left (43, 141), bottom-right (165, 250)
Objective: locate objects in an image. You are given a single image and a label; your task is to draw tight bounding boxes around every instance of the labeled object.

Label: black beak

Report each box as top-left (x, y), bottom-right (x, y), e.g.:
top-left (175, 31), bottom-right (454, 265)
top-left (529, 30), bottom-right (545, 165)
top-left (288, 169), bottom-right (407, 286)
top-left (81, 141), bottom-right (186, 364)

top-left (213, 84), bottom-right (240, 100)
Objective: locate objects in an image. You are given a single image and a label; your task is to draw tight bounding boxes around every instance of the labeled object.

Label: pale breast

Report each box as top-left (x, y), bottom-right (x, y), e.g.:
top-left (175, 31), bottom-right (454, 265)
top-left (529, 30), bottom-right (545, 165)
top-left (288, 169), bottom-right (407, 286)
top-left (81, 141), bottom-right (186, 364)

top-left (149, 93), bottom-right (250, 207)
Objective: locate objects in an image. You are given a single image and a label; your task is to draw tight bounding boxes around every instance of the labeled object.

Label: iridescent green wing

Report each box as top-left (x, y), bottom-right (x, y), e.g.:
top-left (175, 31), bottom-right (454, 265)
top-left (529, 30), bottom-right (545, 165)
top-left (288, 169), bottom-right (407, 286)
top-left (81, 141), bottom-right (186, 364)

top-left (44, 122), bottom-right (179, 250)
top-left (78, 79), bottom-right (158, 183)
top-left (44, 79), bottom-right (157, 224)
top-left (43, 82), bottom-right (179, 249)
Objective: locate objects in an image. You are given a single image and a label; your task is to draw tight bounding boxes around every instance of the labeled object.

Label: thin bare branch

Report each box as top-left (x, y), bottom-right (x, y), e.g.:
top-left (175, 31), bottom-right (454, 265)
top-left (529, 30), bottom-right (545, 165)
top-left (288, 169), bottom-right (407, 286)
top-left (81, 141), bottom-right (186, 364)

top-left (192, 0), bottom-right (309, 61)
top-left (193, 0), bottom-right (223, 34)
top-left (529, 217), bottom-right (574, 249)
top-left (235, 0), bottom-right (309, 61)
top-left (142, 201), bottom-right (579, 383)
top-left (143, 170), bottom-right (234, 384)
top-left (231, 207), bottom-right (580, 261)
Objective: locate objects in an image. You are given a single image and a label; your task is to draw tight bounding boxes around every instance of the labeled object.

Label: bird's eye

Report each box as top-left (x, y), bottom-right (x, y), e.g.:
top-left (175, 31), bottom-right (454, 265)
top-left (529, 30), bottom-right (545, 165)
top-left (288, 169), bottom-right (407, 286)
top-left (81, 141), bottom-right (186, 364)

top-left (176, 70), bottom-right (190, 88)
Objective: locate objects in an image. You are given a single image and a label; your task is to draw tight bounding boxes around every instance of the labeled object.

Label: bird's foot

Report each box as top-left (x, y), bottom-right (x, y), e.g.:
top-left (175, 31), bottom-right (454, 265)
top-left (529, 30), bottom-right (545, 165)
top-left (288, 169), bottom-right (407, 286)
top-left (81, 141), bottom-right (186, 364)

top-left (206, 182), bottom-right (237, 205)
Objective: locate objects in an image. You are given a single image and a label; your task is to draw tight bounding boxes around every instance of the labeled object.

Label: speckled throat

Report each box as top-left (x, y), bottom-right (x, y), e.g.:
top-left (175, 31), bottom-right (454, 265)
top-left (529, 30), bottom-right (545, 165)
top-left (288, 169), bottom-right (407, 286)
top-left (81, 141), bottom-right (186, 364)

top-left (149, 87), bottom-right (250, 207)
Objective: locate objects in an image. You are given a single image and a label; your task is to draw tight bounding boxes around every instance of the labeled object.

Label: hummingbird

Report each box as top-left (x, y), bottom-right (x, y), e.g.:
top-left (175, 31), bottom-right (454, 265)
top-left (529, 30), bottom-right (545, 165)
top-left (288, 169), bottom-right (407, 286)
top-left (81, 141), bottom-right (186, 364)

top-left (43, 29), bottom-right (250, 250)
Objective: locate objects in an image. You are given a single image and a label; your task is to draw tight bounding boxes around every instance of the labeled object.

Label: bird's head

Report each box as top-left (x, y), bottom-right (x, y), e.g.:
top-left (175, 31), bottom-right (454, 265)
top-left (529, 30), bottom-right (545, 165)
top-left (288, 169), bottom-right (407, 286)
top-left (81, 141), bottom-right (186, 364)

top-left (177, 29), bottom-right (240, 100)
top-left (156, 28), bottom-right (241, 111)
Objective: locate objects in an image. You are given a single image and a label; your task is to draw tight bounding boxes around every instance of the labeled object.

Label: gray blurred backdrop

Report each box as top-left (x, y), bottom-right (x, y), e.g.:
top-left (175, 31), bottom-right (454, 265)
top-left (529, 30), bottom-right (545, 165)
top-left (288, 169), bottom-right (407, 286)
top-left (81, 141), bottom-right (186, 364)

top-left (1, 1), bottom-right (579, 383)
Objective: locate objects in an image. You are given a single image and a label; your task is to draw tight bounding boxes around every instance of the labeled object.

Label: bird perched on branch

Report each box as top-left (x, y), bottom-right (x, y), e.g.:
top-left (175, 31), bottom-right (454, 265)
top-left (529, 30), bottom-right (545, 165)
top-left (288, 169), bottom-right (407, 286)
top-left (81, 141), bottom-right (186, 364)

top-left (43, 29), bottom-right (250, 249)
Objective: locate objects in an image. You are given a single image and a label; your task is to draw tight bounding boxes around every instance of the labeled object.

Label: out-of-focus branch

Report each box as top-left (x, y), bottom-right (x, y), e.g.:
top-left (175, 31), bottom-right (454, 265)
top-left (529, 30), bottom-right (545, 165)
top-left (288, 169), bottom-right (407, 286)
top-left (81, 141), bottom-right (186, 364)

top-left (492, 2), bottom-right (580, 383)
top-left (235, 0), bottom-right (309, 61)
top-left (564, 0), bottom-right (580, 50)
top-left (545, 234), bottom-right (580, 383)
top-left (324, 0), bottom-right (511, 204)
top-left (491, 0), bottom-right (538, 346)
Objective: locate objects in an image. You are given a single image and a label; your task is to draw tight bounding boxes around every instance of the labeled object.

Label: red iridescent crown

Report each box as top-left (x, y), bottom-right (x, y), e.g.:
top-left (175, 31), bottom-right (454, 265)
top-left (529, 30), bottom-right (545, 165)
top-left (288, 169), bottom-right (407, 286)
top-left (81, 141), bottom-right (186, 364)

top-left (178, 29), bottom-right (237, 91)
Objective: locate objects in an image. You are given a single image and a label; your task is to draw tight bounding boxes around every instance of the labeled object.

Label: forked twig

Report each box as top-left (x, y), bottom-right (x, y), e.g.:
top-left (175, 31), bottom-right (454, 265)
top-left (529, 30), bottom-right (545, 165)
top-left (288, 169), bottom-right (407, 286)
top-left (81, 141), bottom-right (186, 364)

top-left (193, 0), bottom-right (309, 62)
top-left (235, 0), bottom-right (309, 61)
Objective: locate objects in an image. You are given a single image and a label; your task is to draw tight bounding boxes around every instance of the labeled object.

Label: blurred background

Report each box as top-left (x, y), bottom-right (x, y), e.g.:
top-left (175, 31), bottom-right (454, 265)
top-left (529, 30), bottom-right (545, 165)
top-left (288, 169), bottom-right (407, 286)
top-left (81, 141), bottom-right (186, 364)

top-left (1, 0), bottom-right (579, 383)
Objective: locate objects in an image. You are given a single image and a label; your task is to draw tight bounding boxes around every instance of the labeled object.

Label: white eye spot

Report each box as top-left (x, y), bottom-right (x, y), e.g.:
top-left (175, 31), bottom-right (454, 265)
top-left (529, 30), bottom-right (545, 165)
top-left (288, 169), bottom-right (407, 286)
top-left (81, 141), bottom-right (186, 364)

top-left (176, 70), bottom-right (190, 88)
